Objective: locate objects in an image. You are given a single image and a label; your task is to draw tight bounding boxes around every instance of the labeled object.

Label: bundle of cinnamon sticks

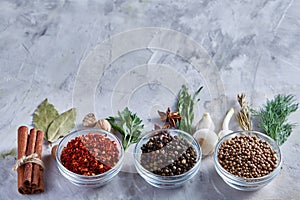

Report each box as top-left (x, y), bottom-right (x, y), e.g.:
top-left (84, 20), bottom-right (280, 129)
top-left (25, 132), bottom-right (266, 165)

top-left (17, 126), bottom-right (44, 194)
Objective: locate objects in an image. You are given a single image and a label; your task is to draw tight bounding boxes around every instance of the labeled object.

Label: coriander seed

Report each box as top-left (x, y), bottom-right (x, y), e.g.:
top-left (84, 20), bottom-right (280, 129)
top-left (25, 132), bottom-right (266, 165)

top-left (218, 135), bottom-right (278, 178)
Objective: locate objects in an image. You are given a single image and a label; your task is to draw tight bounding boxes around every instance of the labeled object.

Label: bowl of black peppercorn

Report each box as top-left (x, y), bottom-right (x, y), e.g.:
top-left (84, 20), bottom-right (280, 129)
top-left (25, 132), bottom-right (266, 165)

top-left (134, 129), bottom-right (202, 189)
top-left (214, 130), bottom-right (282, 191)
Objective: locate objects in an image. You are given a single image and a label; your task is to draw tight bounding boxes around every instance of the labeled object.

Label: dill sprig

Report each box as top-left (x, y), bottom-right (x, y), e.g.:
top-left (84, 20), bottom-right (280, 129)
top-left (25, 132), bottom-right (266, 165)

top-left (253, 94), bottom-right (298, 146)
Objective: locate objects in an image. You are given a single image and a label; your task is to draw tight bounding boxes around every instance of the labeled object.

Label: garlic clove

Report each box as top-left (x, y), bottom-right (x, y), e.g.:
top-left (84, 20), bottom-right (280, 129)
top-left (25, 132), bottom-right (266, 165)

top-left (222, 108), bottom-right (234, 131)
top-left (218, 108), bottom-right (235, 140)
top-left (82, 113), bottom-right (97, 127)
top-left (95, 119), bottom-right (112, 132)
top-left (195, 112), bottom-right (215, 131)
top-left (218, 130), bottom-right (233, 140)
top-left (193, 128), bottom-right (218, 156)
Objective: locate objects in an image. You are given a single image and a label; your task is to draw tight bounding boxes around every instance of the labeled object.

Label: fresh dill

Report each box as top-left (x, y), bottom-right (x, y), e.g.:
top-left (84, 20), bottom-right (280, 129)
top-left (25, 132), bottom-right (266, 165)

top-left (252, 94), bottom-right (298, 146)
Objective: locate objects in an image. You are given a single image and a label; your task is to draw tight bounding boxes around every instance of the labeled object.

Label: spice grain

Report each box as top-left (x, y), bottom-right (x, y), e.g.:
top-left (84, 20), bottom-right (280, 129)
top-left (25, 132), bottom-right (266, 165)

top-left (218, 135), bottom-right (278, 178)
top-left (140, 131), bottom-right (197, 176)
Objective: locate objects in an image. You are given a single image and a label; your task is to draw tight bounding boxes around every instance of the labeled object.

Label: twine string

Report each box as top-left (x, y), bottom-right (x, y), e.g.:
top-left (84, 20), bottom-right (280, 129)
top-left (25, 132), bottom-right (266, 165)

top-left (12, 153), bottom-right (45, 171)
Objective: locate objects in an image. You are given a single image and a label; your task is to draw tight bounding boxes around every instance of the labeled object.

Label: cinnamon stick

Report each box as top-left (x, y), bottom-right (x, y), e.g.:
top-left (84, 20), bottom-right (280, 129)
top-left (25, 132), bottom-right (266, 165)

top-left (23, 128), bottom-right (37, 187)
top-left (17, 126), bottom-right (29, 194)
top-left (33, 172), bottom-right (44, 194)
top-left (32, 130), bottom-right (44, 192)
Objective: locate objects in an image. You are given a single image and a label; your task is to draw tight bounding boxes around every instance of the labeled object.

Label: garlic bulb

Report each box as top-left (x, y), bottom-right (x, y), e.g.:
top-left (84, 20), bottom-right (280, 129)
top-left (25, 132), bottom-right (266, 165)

top-left (195, 112), bottom-right (215, 131)
top-left (193, 128), bottom-right (218, 156)
top-left (82, 113), bottom-right (97, 127)
top-left (218, 108), bottom-right (234, 140)
top-left (95, 119), bottom-right (111, 132)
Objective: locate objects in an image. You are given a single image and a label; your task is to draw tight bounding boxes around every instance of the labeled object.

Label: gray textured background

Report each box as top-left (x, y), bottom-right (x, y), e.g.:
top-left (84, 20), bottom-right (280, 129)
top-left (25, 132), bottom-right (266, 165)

top-left (1, 0), bottom-right (300, 199)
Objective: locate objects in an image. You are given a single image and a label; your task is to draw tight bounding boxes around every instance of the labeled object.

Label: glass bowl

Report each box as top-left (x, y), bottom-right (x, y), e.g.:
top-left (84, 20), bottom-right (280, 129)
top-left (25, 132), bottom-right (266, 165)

top-left (56, 128), bottom-right (124, 188)
top-left (214, 130), bottom-right (282, 191)
top-left (134, 129), bottom-right (202, 189)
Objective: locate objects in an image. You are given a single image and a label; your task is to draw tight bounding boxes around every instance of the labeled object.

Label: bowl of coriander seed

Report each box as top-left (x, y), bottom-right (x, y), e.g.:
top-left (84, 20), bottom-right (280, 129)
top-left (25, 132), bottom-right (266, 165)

top-left (214, 130), bottom-right (282, 191)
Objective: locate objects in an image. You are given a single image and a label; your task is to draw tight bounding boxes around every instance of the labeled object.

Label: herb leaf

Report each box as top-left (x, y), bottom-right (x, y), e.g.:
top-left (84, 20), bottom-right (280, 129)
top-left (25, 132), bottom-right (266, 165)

top-left (253, 94), bottom-right (298, 146)
top-left (47, 108), bottom-right (77, 143)
top-left (178, 85), bottom-right (203, 134)
top-left (0, 148), bottom-right (16, 159)
top-left (107, 107), bottom-right (144, 150)
top-left (33, 98), bottom-right (59, 138)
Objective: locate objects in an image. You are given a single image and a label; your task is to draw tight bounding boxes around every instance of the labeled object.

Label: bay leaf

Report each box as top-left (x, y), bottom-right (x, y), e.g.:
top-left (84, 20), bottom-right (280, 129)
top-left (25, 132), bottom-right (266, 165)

top-left (33, 98), bottom-right (59, 138)
top-left (47, 108), bottom-right (76, 143)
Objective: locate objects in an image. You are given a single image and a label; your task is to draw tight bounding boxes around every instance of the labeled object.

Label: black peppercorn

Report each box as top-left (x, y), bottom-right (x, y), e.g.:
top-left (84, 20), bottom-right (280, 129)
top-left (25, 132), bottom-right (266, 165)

top-left (140, 131), bottom-right (197, 176)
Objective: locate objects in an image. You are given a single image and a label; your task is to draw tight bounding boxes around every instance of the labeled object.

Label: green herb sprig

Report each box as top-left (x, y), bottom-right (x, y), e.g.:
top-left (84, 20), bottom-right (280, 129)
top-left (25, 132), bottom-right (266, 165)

top-left (178, 85), bottom-right (203, 134)
top-left (253, 94), bottom-right (298, 146)
top-left (0, 148), bottom-right (16, 159)
top-left (107, 107), bottom-right (144, 150)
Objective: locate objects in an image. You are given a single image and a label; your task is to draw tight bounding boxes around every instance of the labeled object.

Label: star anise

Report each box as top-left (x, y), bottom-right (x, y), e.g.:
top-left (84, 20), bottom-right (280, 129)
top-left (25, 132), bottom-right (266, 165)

top-left (157, 107), bottom-right (182, 128)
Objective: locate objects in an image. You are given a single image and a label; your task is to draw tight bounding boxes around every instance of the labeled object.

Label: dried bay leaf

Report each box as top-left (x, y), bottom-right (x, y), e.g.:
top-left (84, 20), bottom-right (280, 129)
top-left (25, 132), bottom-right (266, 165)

top-left (33, 99), bottom-right (77, 143)
top-left (33, 98), bottom-right (59, 138)
top-left (47, 108), bottom-right (76, 143)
